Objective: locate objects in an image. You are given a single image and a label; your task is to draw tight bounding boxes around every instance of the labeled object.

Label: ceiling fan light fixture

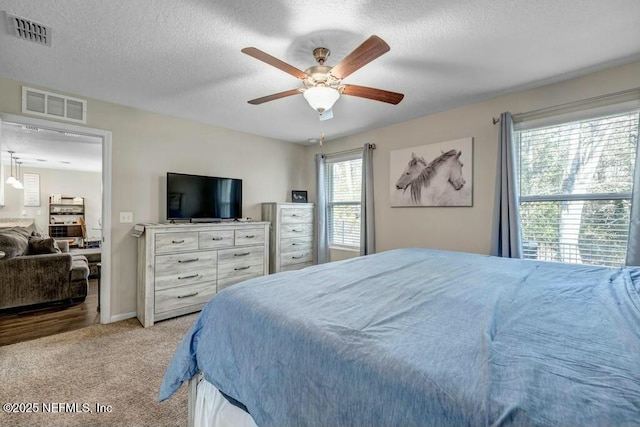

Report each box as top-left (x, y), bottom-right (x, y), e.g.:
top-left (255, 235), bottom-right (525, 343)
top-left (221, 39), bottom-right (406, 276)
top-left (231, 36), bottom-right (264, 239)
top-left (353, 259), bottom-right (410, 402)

top-left (303, 86), bottom-right (340, 113)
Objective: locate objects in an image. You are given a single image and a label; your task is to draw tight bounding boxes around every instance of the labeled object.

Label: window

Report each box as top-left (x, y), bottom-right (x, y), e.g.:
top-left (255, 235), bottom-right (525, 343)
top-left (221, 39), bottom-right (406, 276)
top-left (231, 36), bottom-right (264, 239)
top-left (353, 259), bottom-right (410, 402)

top-left (515, 107), bottom-right (639, 267)
top-left (325, 155), bottom-right (362, 249)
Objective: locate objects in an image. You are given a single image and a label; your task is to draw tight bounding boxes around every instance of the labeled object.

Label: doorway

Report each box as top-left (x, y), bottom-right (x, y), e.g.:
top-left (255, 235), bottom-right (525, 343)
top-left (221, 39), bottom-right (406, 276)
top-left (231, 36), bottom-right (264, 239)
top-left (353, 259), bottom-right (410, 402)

top-left (0, 113), bottom-right (112, 338)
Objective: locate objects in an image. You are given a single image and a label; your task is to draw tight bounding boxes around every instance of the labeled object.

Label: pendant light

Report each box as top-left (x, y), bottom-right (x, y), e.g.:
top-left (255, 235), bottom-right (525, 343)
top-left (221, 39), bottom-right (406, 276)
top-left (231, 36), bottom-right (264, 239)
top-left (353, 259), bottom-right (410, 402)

top-left (5, 151), bottom-right (17, 185)
top-left (13, 160), bottom-right (24, 189)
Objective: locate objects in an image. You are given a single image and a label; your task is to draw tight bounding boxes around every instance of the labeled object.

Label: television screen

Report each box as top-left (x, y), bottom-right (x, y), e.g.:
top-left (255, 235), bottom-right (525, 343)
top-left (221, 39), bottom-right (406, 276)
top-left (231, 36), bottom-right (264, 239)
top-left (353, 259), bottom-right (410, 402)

top-left (167, 172), bottom-right (242, 220)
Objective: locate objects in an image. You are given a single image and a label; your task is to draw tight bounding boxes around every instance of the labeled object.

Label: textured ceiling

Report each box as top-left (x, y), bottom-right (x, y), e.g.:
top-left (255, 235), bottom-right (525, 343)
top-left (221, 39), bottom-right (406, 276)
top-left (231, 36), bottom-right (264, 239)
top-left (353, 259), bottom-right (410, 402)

top-left (0, 0), bottom-right (639, 147)
top-left (1, 122), bottom-right (102, 172)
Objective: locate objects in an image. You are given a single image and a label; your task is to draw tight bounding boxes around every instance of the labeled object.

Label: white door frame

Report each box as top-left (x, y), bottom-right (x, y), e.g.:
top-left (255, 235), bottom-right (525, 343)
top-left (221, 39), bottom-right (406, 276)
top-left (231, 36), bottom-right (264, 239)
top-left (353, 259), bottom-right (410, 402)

top-left (0, 112), bottom-right (112, 324)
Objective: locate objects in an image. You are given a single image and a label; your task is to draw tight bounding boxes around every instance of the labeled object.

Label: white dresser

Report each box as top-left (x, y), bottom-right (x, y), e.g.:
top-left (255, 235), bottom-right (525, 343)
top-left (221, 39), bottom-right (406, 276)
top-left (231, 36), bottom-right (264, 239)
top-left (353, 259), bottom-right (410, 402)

top-left (261, 203), bottom-right (314, 273)
top-left (136, 222), bottom-right (269, 327)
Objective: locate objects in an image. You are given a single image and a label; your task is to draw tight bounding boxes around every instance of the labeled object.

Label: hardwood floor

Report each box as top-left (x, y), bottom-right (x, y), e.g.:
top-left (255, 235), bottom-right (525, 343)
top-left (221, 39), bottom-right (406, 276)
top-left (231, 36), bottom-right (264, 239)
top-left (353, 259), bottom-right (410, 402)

top-left (0, 279), bottom-right (100, 347)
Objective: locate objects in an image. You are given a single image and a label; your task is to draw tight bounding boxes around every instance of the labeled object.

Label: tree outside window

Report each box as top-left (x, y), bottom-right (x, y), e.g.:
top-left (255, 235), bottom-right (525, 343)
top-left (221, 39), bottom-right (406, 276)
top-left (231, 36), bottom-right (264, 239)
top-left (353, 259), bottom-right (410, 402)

top-left (516, 110), bottom-right (639, 267)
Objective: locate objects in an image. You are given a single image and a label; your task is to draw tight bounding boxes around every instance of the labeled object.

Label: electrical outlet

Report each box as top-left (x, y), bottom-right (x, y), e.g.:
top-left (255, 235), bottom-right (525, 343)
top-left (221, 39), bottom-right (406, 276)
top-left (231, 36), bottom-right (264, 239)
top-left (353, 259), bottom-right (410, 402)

top-left (119, 212), bottom-right (133, 223)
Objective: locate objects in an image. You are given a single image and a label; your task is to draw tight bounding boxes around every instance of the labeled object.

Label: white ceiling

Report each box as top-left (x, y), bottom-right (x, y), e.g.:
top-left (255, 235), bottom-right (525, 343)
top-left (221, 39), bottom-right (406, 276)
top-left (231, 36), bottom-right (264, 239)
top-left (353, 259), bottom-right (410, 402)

top-left (0, 0), bottom-right (639, 149)
top-left (1, 122), bottom-right (102, 172)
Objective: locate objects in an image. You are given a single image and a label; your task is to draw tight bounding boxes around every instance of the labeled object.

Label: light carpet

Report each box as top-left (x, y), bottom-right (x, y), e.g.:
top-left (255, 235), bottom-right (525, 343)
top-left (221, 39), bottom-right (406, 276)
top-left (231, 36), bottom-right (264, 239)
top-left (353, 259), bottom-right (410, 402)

top-left (0, 313), bottom-right (198, 427)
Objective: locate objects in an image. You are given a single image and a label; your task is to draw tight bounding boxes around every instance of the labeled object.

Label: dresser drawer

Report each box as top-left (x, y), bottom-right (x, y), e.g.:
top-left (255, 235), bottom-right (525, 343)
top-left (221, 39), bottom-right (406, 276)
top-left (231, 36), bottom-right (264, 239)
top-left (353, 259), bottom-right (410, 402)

top-left (217, 272), bottom-right (262, 292)
top-left (218, 247), bottom-right (264, 281)
top-left (280, 236), bottom-right (313, 254)
top-left (155, 232), bottom-right (199, 254)
top-left (199, 230), bottom-right (234, 249)
top-left (155, 281), bottom-right (217, 314)
top-left (281, 223), bottom-right (313, 239)
top-left (280, 249), bottom-right (313, 267)
top-left (234, 228), bottom-right (265, 246)
top-left (218, 246), bottom-right (264, 264)
top-left (280, 261), bottom-right (313, 272)
top-left (155, 266), bottom-right (217, 291)
top-left (280, 208), bottom-right (313, 224)
top-left (155, 250), bottom-right (217, 277)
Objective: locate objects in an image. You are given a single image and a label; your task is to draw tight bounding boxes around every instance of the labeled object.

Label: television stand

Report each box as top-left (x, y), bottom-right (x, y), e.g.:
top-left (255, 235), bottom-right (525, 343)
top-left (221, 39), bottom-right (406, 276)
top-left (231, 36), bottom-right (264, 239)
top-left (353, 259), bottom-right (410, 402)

top-left (136, 221), bottom-right (270, 327)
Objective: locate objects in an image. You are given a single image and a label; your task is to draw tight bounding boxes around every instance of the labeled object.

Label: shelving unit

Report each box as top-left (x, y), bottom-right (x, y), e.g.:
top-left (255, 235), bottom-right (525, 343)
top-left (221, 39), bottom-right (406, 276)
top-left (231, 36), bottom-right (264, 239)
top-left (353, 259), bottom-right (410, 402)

top-left (49, 195), bottom-right (85, 246)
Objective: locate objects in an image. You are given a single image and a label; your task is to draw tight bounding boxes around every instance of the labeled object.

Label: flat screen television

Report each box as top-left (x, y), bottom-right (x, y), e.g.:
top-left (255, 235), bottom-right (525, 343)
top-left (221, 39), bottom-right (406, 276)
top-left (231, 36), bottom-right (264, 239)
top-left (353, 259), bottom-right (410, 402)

top-left (166, 172), bottom-right (242, 221)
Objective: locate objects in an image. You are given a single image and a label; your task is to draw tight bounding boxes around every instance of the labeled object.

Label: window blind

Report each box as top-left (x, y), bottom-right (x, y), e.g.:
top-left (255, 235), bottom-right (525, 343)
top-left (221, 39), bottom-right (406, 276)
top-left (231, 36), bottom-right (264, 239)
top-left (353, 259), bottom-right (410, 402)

top-left (516, 109), bottom-right (639, 267)
top-left (325, 157), bottom-right (362, 248)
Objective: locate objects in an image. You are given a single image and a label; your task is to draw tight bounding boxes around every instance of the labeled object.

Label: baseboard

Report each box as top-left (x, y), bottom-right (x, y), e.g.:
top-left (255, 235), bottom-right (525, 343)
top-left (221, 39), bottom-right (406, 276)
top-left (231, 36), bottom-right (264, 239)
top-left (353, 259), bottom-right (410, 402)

top-left (109, 311), bottom-right (136, 323)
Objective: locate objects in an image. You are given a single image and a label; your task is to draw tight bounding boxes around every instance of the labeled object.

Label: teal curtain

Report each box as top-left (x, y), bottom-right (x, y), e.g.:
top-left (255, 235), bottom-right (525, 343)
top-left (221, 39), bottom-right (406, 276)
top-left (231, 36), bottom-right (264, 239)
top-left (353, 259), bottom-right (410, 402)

top-left (490, 112), bottom-right (522, 258)
top-left (315, 154), bottom-right (329, 264)
top-left (625, 113), bottom-right (640, 266)
top-left (360, 143), bottom-right (375, 256)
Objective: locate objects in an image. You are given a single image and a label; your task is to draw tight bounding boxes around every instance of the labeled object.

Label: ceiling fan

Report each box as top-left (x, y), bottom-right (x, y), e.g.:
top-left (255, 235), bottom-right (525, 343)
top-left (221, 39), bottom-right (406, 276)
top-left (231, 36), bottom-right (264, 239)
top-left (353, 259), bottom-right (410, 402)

top-left (241, 35), bottom-right (404, 119)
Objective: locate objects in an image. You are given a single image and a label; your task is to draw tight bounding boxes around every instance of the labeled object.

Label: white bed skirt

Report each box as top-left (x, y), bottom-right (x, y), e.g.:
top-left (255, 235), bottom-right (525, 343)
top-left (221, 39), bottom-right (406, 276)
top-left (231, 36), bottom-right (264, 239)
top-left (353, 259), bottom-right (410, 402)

top-left (191, 374), bottom-right (258, 427)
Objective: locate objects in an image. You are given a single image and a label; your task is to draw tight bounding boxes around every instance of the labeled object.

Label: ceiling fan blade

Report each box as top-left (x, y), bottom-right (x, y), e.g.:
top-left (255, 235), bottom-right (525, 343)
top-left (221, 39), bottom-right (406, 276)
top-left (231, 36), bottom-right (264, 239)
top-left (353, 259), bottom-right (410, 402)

top-left (247, 88), bottom-right (303, 105)
top-left (242, 47), bottom-right (308, 80)
top-left (330, 35), bottom-right (390, 80)
top-left (341, 84), bottom-right (404, 105)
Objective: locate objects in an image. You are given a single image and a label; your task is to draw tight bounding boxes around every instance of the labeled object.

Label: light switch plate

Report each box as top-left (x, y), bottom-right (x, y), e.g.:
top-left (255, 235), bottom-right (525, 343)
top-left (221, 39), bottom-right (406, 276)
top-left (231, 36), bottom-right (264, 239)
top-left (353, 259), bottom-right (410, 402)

top-left (120, 212), bottom-right (133, 223)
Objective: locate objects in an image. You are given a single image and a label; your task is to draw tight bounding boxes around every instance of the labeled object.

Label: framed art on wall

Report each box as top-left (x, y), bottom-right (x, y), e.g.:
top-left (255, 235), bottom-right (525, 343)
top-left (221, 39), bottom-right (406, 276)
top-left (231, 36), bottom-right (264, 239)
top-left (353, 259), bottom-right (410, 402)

top-left (390, 137), bottom-right (473, 207)
top-left (23, 173), bottom-right (41, 207)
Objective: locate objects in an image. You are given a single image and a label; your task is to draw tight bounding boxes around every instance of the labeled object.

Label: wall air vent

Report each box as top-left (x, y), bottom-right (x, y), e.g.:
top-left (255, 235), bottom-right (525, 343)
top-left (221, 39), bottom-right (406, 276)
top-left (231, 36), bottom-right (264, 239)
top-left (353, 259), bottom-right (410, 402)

top-left (22, 86), bottom-right (87, 123)
top-left (5, 12), bottom-right (52, 47)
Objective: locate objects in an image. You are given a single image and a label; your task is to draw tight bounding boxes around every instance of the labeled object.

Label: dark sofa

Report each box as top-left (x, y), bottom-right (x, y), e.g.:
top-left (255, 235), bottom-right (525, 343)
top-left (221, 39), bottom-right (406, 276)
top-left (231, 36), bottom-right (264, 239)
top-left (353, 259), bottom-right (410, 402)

top-left (0, 226), bottom-right (89, 311)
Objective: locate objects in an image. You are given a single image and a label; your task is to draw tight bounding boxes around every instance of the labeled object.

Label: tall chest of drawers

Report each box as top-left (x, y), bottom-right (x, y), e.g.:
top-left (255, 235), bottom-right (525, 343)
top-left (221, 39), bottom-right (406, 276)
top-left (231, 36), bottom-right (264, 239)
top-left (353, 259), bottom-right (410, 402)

top-left (137, 222), bottom-right (269, 327)
top-left (261, 203), bottom-right (314, 273)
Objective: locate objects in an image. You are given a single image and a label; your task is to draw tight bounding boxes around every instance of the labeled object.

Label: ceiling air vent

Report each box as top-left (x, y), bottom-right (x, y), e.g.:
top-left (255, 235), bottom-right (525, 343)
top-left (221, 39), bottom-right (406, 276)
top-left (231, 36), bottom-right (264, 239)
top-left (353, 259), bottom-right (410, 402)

top-left (5, 12), bottom-right (52, 47)
top-left (22, 86), bottom-right (87, 123)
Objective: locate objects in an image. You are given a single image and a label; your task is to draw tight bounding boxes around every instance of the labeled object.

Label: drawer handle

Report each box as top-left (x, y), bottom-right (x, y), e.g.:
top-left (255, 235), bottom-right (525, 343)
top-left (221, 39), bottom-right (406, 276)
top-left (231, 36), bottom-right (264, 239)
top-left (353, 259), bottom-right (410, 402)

top-left (172, 239), bottom-right (185, 244)
top-left (178, 258), bottom-right (199, 263)
top-left (177, 292), bottom-right (199, 299)
top-left (234, 252), bottom-right (250, 257)
top-left (234, 266), bottom-right (251, 271)
top-left (291, 214), bottom-right (298, 217)
top-left (292, 254), bottom-right (308, 259)
top-left (244, 235), bottom-right (255, 239)
top-left (178, 273), bottom-right (199, 280)
top-left (291, 229), bottom-right (301, 232)
top-left (212, 237), bottom-right (224, 241)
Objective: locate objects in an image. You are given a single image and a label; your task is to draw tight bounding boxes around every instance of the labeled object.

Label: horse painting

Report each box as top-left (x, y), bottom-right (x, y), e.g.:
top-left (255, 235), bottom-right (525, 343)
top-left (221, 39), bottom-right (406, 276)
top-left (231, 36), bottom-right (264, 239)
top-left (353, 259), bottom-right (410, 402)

top-left (395, 152), bottom-right (428, 195)
top-left (390, 138), bottom-right (473, 207)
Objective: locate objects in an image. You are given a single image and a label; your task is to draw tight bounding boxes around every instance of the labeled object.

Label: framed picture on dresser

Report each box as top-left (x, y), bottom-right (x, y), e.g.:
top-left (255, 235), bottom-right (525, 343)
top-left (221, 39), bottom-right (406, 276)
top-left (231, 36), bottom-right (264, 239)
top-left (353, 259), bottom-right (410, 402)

top-left (291, 190), bottom-right (308, 203)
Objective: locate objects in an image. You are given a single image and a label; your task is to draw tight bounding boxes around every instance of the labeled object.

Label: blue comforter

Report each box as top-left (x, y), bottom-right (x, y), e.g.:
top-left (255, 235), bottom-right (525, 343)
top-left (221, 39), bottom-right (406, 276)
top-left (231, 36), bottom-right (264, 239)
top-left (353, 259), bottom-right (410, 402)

top-left (159, 248), bottom-right (640, 426)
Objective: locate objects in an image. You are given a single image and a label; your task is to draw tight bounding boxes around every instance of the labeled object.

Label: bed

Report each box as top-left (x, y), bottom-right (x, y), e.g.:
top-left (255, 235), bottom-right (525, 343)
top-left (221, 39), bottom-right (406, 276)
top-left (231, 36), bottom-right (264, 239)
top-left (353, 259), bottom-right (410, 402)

top-left (159, 248), bottom-right (640, 426)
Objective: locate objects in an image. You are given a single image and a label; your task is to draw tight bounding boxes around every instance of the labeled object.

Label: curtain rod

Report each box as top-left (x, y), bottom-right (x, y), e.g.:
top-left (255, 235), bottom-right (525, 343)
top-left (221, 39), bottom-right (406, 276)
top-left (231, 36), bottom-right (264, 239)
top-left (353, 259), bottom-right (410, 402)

top-left (323, 143), bottom-right (376, 159)
top-left (491, 86), bottom-right (640, 125)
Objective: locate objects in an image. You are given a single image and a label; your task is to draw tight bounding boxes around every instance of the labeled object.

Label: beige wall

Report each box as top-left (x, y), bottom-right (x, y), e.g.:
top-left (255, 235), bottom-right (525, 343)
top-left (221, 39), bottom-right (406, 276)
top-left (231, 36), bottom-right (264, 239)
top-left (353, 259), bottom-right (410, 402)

top-left (2, 60), bottom-right (638, 316)
top-left (0, 76), bottom-right (307, 319)
top-left (330, 247), bottom-right (359, 262)
top-left (306, 60), bottom-right (640, 258)
top-left (0, 166), bottom-right (102, 237)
